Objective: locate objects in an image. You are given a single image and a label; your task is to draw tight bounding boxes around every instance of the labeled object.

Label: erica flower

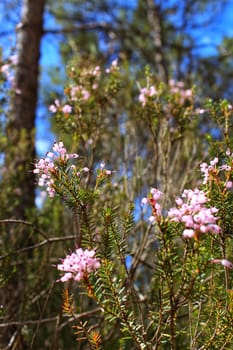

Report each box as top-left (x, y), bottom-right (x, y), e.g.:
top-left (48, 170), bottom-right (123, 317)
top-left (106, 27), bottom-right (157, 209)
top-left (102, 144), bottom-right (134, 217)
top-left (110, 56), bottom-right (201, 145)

top-left (168, 188), bottom-right (221, 239)
top-left (57, 248), bottom-right (100, 282)
top-left (33, 141), bottom-right (79, 197)
top-left (62, 104), bottom-right (72, 114)
top-left (70, 85), bottom-right (90, 102)
top-left (210, 259), bottom-right (233, 269)
top-left (138, 85), bottom-right (157, 107)
top-left (142, 187), bottom-right (163, 223)
top-left (49, 99), bottom-right (60, 113)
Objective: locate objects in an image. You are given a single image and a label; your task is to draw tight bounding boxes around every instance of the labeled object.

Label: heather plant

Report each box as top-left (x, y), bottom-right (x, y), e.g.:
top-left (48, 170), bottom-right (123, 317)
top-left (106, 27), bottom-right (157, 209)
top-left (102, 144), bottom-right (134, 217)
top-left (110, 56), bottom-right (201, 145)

top-left (1, 60), bottom-right (233, 349)
top-left (32, 139), bottom-right (233, 349)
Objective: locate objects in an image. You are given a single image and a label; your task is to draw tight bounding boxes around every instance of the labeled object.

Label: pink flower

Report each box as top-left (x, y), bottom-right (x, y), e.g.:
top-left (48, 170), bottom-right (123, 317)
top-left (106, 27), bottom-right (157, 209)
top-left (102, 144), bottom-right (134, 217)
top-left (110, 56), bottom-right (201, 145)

top-left (138, 89), bottom-right (147, 107)
top-left (210, 259), bottom-right (233, 269)
top-left (210, 157), bottom-right (218, 166)
top-left (138, 85), bottom-right (157, 107)
top-left (1, 64), bottom-right (10, 77)
top-left (200, 159), bottom-right (218, 185)
top-left (105, 59), bottom-right (119, 73)
top-left (92, 66), bottom-right (101, 77)
top-left (49, 105), bottom-right (57, 113)
top-left (226, 181), bottom-right (233, 189)
top-left (111, 59), bottom-right (118, 67)
top-left (52, 141), bottom-right (66, 155)
top-left (70, 85), bottom-right (90, 102)
top-left (92, 83), bottom-right (98, 89)
top-left (62, 104), bottom-right (72, 114)
top-left (183, 229), bottom-right (195, 238)
top-left (168, 188), bottom-right (221, 238)
top-left (9, 54), bottom-right (18, 65)
top-left (49, 99), bottom-right (60, 113)
top-left (57, 248), bottom-right (100, 282)
top-left (142, 187), bottom-right (163, 223)
top-left (148, 216), bottom-right (156, 224)
top-left (82, 90), bottom-right (90, 100)
top-left (150, 188), bottom-right (162, 200)
top-left (141, 197), bottom-right (148, 205)
top-left (34, 141), bottom-right (79, 197)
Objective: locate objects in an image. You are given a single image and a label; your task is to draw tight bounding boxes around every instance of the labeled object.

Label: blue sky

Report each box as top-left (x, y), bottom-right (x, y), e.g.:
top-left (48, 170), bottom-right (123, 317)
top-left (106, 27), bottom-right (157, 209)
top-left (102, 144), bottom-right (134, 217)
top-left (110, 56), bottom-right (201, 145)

top-left (1, 1), bottom-right (233, 155)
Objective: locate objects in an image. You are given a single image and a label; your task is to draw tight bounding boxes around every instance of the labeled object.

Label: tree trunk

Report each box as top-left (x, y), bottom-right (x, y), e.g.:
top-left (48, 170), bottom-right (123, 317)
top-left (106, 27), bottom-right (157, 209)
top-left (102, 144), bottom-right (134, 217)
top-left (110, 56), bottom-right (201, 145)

top-left (5, 0), bottom-right (45, 219)
top-left (146, 0), bottom-right (168, 83)
top-left (0, 1), bottom-right (45, 348)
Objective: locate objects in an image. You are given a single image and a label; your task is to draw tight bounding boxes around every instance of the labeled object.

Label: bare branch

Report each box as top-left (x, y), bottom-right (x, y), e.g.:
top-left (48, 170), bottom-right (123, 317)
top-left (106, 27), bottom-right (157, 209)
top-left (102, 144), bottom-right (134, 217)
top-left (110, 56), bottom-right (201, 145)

top-left (0, 308), bottom-right (102, 329)
top-left (0, 235), bottom-right (76, 260)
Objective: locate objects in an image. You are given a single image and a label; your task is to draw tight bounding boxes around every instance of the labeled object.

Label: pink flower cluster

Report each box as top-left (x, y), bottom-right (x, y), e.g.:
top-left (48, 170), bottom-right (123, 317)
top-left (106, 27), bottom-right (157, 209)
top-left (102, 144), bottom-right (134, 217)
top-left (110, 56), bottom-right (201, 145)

top-left (168, 189), bottom-right (221, 239)
top-left (200, 157), bottom-right (219, 185)
top-left (138, 80), bottom-right (192, 107)
top-left (138, 85), bottom-right (158, 107)
top-left (1, 55), bottom-right (21, 93)
top-left (200, 151), bottom-right (233, 188)
top-left (49, 99), bottom-right (72, 114)
top-left (57, 248), bottom-right (100, 282)
top-left (33, 141), bottom-right (78, 197)
top-left (91, 65), bottom-right (101, 77)
top-left (141, 188), bottom-right (163, 224)
top-left (70, 85), bottom-right (90, 102)
top-left (49, 99), bottom-right (60, 113)
top-left (168, 79), bottom-right (192, 103)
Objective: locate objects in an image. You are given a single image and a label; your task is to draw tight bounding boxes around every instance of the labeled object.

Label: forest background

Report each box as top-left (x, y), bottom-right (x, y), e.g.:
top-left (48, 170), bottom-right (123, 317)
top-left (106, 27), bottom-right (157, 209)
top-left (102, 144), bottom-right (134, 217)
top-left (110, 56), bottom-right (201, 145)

top-left (1, 0), bottom-right (233, 349)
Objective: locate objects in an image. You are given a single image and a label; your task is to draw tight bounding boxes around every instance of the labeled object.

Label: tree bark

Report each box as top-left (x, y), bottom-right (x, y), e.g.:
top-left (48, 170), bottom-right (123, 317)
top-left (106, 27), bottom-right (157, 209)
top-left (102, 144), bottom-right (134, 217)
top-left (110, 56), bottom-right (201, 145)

top-left (0, 1), bottom-right (45, 348)
top-left (5, 0), bottom-right (45, 219)
top-left (146, 0), bottom-right (168, 83)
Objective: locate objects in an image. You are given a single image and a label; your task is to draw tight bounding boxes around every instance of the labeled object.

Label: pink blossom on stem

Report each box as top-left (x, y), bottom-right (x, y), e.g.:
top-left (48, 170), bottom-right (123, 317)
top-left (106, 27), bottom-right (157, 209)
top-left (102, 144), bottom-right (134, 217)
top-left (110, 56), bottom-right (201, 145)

top-left (49, 99), bottom-right (60, 113)
top-left (226, 181), bottom-right (233, 189)
top-left (1, 64), bottom-right (10, 77)
top-left (57, 248), bottom-right (100, 282)
top-left (210, 259), bottom-right (233, 269)
top-left (82, 90), bottom-right (90, 100)
top-left (9, 54), bottom-right (18, 65)
top-left (168, 188), bottom-right (221, 239)
top-left (168, 80), bottom-right (193, 103)
top-left (91, 66), bottom-right (101, 77)
top-left (141, 197), bottom-right (148, 205)
top-left (105, 59), bottom-right (119, 73)
top-left (183, 229), bottom-right (195, 239)
top-left (200, 158), bottom-right (219, 185)
top-left (150, 188), bottom-right (163, 201)
top-left (138, 85), bottom-right (158, 107)
top-left (142, 187), bottom-right (163, 223)
top-left (33, 141), bottom-right (79, 197)
top-left (197, 108), bottom-right (206, 114)
top-left (70, 85), bottom-right (90, 102)
top-left (62, 104), bottom-right (72, 114)
top-left (148, 215), bottom-right (156, 224)
top-left (200, 153), bottom-right (233, 188)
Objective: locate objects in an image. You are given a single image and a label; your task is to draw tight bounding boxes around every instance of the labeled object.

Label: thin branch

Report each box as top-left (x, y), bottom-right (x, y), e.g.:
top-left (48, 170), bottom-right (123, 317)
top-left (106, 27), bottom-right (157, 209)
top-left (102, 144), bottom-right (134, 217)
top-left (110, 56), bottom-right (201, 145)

top-left (0, 235), bottom-right (76, 260)
top-left (0, 308), bottom-right (102, 329)
top-left (58, 307), bottom-right (102, 331)
top-left (43, 21), bottom-right (113, 35)
top-left (0, 219), bottom-right (48, 239)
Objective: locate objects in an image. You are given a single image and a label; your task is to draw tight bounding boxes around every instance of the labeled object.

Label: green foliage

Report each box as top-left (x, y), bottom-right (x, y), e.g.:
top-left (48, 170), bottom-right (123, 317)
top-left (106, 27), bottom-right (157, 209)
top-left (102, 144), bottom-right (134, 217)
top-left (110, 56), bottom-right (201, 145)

top-left (2, 58), bottom-right (233, 349)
